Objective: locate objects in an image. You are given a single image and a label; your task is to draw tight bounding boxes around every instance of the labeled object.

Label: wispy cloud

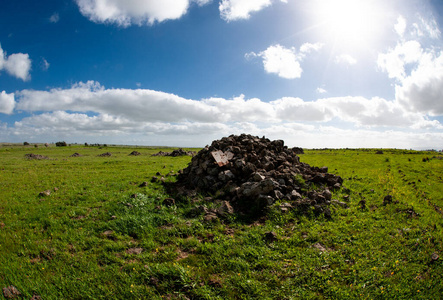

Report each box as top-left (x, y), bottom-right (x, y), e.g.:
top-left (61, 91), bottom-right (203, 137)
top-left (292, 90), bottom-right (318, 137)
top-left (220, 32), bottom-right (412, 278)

top-left (335, 54), bottom-right (357, 65)
top-left (316, 87), bottom-right (327, 94)
top-left (41, 58), bottom-right (50, 71)
top-left (412, 16), bottom-right (441, 39)
top-left (49, 12), bottom-right (60, 23)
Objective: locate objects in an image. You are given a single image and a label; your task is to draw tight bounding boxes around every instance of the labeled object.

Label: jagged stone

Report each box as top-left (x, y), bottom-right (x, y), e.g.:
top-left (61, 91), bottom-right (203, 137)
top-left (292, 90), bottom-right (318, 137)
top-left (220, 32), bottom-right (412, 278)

top-left (279, 202), bottom-right (293, 213)
top-left (217, 200), bottom-right (234, 216)
top-left (2, 286), bottom-right (21, 299)
top-left (204, 213), bottom-right (218, 222)
top-left (331, 199), bottom-right (348, 208)
top-left (218, 170), bottom-right (235, 182)
top-left (163, 198), bottom-right (175, 207)
top-left (39, 190), bottom-right (51, 197)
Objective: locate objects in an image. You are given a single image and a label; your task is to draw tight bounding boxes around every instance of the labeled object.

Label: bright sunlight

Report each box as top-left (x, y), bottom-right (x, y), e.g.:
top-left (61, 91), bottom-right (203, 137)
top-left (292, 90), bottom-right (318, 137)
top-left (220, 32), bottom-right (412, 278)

top-left (311, 0), bottom-right (387, 49)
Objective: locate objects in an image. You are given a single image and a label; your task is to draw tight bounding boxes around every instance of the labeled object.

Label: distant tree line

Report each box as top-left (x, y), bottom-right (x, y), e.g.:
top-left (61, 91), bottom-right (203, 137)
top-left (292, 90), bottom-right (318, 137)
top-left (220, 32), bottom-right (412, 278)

top-left (84, 143), bottom-right (108, 147)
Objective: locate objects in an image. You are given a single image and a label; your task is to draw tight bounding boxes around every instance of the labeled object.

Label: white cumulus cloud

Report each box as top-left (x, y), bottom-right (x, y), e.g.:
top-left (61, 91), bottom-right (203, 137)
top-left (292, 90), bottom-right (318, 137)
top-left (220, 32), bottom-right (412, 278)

top-left (378, 15), bottom-right (443, 116)
top-left (395, 50), bottom-right (443, 116)
top-left (193, 0), bottom-right (212, 5)
top-left (248, 43), bottom-right (322, 79)
top-left (219, 0), bottom-right (286, 22)
top-left (377, 40), bottom-right (423, 80)
top-left (75, 0), bottom-right (288, 25)
top-left (15, 80), bottom-right (440, 130)
top-left (260, 45), bottom-right (302, 79)
top-left (394, 15), bottom-right (407, 37)
top-left (17, 81), bottom-right (221, 123)
top-left (0, 44), bottom-right (31, 81)
top-left (0, 91), bottom-right (15, 114)
top-left (75, 0), bottom-right (190, 26)
top-left (5, 81), bottom-right (443, 147)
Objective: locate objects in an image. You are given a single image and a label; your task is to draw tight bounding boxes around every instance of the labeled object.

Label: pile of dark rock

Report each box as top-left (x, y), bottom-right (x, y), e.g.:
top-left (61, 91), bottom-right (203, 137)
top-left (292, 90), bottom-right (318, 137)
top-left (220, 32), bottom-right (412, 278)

top-left (98, 152), bottom-right (112, 157)
top-left (25, 153), bottom-right (49, 160)
top-left (152, 148), bottom-right (196, 157)
top-left (173, 134), bottom-right (343, 218)
top-left (129, 151), bottom-right (141, 156)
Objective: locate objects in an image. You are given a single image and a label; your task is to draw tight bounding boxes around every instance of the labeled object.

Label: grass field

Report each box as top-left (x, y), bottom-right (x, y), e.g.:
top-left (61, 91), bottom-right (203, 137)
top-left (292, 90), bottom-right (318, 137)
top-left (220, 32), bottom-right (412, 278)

top-left (0, 144), bottom-right (442, 299)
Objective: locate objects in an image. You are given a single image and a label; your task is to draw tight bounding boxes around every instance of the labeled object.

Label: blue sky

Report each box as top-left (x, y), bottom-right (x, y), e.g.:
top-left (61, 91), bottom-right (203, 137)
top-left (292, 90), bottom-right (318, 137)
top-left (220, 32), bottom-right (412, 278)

top-left (1, 0), bottom-right (442, 148)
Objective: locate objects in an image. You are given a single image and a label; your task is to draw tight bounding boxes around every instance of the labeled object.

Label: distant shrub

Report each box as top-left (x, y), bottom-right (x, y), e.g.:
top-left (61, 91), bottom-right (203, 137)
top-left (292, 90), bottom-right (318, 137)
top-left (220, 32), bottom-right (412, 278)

top-left (23, 142), bottom-right (30, 146)
top-left (84, 143), bottom-right (89, 146)
top-left (56, 141), bottom-right (68, 147)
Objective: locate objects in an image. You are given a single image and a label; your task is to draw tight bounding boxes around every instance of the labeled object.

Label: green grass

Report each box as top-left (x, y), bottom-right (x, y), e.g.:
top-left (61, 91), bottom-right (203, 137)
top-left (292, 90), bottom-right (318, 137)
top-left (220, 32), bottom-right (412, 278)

top-left (0, 145), bottom-right (442, 299)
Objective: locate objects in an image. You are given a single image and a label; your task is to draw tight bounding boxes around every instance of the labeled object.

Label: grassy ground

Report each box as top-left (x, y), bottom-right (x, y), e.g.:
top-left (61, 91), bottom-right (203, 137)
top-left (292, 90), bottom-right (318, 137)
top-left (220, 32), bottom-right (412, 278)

top-left (0, 145), bottom-right (442, 299)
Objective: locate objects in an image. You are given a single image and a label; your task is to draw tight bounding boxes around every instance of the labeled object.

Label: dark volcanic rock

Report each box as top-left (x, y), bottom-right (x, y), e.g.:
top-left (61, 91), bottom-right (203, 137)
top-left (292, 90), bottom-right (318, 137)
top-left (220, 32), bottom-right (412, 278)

top-left (152, 148), bottom-right (196, 157)
top-left (383, 195), bottom-right (393, 206)
top-left (25, 153), bottom-right (49, 160)
top-left (172, 134), bottom-right (343, 218)
top-left (98, 152), bottom-right (112, 157)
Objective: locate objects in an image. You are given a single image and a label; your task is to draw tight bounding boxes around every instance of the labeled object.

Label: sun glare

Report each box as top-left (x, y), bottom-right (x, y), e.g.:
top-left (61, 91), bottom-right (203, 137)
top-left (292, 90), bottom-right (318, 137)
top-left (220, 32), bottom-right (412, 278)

top-left (312, 0), bottom-right (386, 49)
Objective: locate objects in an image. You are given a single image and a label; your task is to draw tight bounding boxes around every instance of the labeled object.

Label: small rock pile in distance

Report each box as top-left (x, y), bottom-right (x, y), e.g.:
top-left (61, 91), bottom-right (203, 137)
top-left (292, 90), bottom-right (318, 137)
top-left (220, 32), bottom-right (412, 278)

top-left (152, 148), bottom-right (196, 157)
top-left (24, 153), bottom-right (49, 160)
top-left (98, 152), bottom-right (112, 157)
top-left (174, 134), bottom-right (343, 218)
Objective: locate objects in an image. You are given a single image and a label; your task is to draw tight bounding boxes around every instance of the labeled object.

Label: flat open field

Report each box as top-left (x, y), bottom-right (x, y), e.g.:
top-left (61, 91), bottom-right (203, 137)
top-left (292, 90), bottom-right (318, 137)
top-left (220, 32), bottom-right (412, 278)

top-left (0, 144), bottom-right (442, 299)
